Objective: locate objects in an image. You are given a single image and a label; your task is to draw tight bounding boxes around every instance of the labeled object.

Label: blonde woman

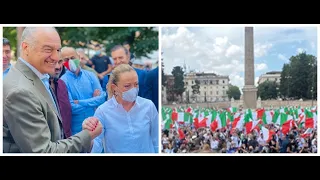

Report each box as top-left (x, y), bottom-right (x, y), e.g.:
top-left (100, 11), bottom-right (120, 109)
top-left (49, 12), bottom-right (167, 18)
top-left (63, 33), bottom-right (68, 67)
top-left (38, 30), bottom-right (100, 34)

top-left (89, 64), bottom-right (159, 153)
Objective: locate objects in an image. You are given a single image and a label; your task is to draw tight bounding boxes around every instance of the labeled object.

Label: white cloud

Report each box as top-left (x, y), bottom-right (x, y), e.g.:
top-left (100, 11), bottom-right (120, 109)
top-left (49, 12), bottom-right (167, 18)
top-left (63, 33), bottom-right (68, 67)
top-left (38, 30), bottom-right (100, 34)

top-left (162, 27), bottom-right (316, 90)
top-left (277, 54), bottom-right (289, 63)
top-left (297, 48), bottom-right (306, 54)
top-left (311, 42), bottom-right (316, 49)
top-left (254, 43), bottom-right (273, 57)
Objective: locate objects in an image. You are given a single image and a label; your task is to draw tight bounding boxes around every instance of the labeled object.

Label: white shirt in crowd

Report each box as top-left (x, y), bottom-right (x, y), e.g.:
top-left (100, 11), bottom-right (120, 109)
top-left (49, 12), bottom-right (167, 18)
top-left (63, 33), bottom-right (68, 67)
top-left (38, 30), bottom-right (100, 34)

top-left (162, 137), bottom-right (169, 145)
top-left (210, 139), bottom-right (219, 150)
top-left (257, 136), bottom-right (266, 146)
top-left (231, 135), bottom-right (239, 148)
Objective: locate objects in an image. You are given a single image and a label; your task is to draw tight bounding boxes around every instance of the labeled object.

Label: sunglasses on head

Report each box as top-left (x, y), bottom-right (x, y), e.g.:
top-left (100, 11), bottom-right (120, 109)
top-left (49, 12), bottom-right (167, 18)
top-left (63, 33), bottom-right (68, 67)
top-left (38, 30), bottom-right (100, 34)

top-left (3, 38), bottom-right (10, 44)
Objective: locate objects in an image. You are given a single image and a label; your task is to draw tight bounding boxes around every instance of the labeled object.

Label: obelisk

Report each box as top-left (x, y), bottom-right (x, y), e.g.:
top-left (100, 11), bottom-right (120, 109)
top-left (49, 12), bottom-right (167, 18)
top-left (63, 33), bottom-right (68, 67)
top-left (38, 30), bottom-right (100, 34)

top-left (242, 27), bottom-right (257, 109)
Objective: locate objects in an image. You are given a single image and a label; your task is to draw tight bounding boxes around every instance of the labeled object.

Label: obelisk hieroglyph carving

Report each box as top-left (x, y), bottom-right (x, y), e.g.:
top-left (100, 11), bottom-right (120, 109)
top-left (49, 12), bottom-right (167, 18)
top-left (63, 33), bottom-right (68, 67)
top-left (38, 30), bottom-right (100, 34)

top-left (242, 27), bottom-right (257, 109)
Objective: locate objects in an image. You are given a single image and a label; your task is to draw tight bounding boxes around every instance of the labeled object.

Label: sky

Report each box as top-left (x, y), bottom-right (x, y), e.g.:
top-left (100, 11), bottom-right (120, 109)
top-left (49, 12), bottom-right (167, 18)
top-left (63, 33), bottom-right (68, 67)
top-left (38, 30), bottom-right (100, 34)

top-left (161, 26), bottom-right (317, 91)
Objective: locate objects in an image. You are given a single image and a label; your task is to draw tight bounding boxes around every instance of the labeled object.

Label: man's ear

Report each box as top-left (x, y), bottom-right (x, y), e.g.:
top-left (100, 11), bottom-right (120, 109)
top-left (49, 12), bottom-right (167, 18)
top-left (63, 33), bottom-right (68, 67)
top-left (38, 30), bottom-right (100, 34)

top-left (21, 42), bottom-right (29, 55)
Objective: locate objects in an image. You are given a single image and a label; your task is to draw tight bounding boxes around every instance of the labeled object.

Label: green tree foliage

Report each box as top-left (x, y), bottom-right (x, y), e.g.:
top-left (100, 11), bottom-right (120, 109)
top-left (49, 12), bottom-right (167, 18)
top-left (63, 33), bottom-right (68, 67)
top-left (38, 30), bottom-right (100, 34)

top-left (55, 27), bottom-right (158, 58)
top-left (3, 27), bottom-right (18, 57)
top-left (226, 85), bottom-right (241, 100)
top-left (171, 66), bottom-right (186, 100)
top-left (280, 52), bottom-right (317, 99)
top-left (2, 27), bottom-right (158, 59)
top-left (257, 81), bottom-right (278, 100)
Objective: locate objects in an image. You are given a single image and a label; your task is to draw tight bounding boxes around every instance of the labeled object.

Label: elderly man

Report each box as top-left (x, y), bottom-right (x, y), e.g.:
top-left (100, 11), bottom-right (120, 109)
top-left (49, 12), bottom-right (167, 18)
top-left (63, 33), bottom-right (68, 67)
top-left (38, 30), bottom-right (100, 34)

top-left (60, 46), bottom-right (106, 135)
top-left (3, 27), bottom-right (102, 153)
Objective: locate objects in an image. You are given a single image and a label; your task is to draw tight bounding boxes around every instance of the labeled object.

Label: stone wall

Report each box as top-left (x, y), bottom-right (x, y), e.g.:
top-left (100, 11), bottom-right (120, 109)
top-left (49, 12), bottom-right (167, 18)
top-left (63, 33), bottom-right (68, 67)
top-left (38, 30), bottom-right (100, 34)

top-left (162, 100), bottom-right (317, 109)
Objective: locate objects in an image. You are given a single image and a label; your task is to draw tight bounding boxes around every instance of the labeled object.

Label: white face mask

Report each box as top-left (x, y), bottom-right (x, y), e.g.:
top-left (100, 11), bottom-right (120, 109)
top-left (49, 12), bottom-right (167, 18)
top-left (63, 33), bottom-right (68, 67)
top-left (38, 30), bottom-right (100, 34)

top-left (121, 87), bottom-right (139, 102)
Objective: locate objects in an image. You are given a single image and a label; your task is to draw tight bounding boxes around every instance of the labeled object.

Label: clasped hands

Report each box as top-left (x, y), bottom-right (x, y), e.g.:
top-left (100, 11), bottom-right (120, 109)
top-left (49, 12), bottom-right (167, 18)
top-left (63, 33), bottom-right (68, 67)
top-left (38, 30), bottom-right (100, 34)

top-left (82, 117), bottom-right (103, 139)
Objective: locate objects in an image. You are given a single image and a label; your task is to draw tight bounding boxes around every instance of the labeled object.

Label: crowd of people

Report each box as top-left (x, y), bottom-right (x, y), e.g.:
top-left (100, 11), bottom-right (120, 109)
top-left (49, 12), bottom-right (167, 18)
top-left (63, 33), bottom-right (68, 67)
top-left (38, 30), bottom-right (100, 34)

top-left (161, 106), bottom-right (317, 153)
top-left (3, 27), bottom-right (159, 153)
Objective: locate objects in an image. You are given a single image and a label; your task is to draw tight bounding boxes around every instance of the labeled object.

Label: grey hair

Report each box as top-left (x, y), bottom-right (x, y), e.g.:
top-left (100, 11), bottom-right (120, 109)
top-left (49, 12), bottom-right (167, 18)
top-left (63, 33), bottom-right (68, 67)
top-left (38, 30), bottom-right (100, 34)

top-left (61, 46), bottom-right (79, 58)
top-left (20, 27), bottom-right (58, 53)
top-left (110, 45), bottom-right (129, 56)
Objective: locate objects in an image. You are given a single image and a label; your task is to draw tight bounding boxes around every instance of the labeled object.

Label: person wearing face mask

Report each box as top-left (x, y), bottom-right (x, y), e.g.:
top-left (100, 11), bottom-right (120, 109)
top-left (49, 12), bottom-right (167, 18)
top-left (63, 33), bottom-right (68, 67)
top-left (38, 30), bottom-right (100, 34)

top-left (89, 64), bottom-right (159, 153)
top-left (90, 44), bottom-right (112, 86)
top-left (60, 50), bottom-right (106, 135)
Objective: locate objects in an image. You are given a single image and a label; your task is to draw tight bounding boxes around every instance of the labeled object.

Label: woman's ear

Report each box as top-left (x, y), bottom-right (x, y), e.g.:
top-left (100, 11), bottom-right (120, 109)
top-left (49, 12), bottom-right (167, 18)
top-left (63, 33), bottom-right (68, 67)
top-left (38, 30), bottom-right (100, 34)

top-left (111, 84), bottom-right (117, 95)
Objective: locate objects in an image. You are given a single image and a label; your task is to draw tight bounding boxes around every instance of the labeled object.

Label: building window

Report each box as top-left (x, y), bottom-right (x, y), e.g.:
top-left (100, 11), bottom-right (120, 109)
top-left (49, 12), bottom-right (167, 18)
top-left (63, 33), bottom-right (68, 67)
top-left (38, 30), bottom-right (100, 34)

top-left (223, 86), bottom-right (225, 89)
top-left (223, 80), bottom-right (225, 83)
top-left (216, 91), bottom-right (219, 95)
top-left (210, 80), bottom-right (212, 84)
top-left (216, 80), bottom-right (219, 84)
top-left (210, 91), bottom-right (212, 95)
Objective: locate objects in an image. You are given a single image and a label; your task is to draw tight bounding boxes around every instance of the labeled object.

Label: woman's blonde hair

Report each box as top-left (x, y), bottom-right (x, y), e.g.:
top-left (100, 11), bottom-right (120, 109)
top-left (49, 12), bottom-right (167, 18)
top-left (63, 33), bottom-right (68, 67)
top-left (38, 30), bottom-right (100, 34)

top-left (107, 64), bottom-right (136, 100)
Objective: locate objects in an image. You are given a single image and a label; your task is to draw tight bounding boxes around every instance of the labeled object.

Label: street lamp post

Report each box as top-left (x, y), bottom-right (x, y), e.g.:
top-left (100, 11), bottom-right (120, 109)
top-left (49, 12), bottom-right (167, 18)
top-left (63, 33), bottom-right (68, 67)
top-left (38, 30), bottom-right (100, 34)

top-left (186, 90), bottom-right (189, 107)
top-left (309, 61), bottom-right (315, 107)
top-left (311, 88), bottom-right (314, 107)
top-left (285, 75), bottom-right (292, 106)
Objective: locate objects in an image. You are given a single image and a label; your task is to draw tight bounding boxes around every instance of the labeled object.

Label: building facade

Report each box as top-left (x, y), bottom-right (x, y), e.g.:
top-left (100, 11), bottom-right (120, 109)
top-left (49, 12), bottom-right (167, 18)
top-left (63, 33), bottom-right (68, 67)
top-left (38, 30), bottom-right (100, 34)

top-left (164, 72), bottom-right (230, 103)
top-left (257, 71), bottom-right (281, 85)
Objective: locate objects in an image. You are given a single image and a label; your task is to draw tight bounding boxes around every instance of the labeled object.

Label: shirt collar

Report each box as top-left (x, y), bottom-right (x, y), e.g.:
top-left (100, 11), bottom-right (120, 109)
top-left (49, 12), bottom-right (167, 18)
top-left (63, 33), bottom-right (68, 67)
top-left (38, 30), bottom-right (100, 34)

top-left (4, 63), bottom-right (11, 71)
top-left (19, 57), bottom-right (49, 81)
top-left (66, 68), bottom-right (83, 77)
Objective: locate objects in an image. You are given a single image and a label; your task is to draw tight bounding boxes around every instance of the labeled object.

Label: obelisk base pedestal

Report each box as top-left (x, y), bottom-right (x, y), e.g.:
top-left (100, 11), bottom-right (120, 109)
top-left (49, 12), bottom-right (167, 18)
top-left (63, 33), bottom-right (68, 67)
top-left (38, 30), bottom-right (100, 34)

top-left (242, 85), bottom-right (258, 109)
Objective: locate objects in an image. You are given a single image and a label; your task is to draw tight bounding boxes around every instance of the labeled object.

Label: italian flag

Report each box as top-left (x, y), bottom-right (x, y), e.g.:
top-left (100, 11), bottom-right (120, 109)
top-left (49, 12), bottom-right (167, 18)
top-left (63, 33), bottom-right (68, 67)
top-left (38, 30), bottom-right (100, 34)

top-left (245, 118), bottom-right (262, 134)
top-left (228, 107), bottom-right (237, 113)
top-left (232, 113), bottom-right (245, 131)
top-left (162, 113), bottom-right (172, 130)
top-left (262, 110), bottom-right (274, 124)
top-left (305, 110), bottom-right (317, 129)
top-left (194, 111), bottom-right (208, 128)
top-left (206, 110), bottom-right (217, 127)
top-left (300, 128), bottom-right (313, 138)
top-left (256, 108), bottom-right (265, 120)
top-left (210, 112), bottom-right (227, 132)
top-left (281, 114), bottom-right (295, 135)
top-left (171, 111), bottom-right (192, 124)
top-left (261, 126), bottom-right (275, 142)
top-left (272, 110), bottom-right (281, 125)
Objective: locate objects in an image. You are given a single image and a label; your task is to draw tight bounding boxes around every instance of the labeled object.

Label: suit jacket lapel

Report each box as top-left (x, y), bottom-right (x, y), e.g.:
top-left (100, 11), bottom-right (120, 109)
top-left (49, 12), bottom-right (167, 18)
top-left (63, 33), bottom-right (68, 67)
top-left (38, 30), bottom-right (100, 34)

top-left (15, 60), bottom-right (63, 122)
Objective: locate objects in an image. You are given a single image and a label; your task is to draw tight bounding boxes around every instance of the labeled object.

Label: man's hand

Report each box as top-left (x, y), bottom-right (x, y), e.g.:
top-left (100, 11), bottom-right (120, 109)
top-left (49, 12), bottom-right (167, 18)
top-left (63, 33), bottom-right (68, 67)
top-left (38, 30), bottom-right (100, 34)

top-left (93, 89), bottom-right (101, 97)
top-left (74, 100), bottom-right (79, 104)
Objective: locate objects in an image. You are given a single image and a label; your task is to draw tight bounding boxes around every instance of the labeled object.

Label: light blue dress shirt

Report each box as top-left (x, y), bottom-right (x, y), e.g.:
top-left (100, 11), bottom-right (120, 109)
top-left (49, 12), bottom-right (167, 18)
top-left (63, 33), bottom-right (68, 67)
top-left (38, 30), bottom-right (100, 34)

top-left (61, 69), bottom-right (106, 135)
top-left (91, 96), bottom-right (159, 153)
top-left (3, 64), bottom-right (11, 79)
